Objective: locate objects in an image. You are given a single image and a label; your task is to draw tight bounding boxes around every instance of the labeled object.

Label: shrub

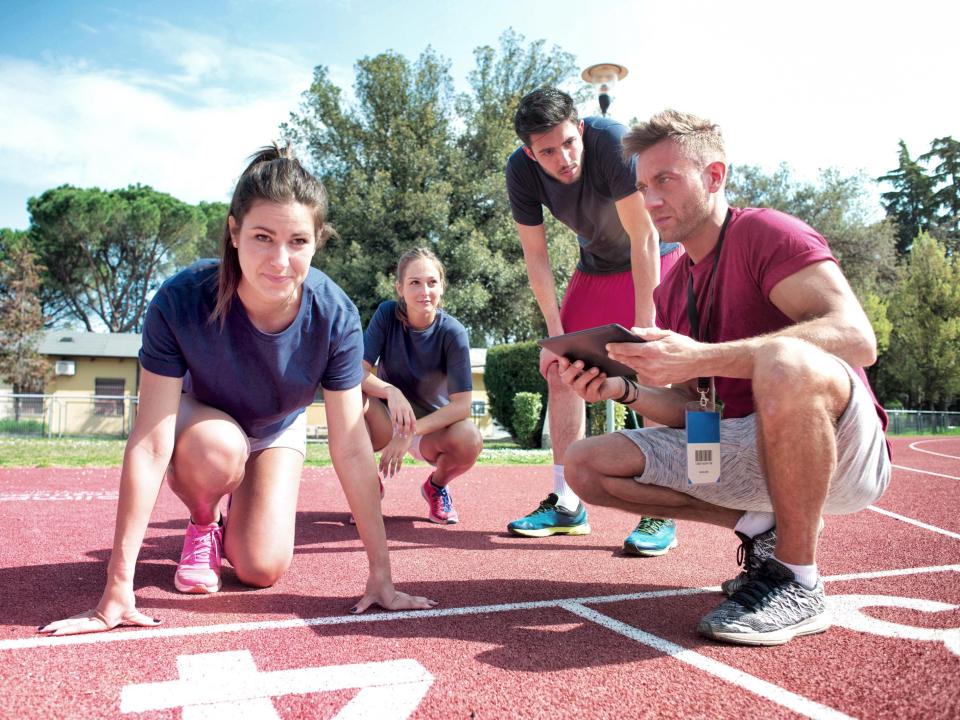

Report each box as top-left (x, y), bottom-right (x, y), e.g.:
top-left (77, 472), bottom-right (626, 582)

top-left (512, 392), bottom-right (543, 448)
top-left (485, 341), bottom-right (547, 443)
top-left (586, 400), bottom-right (627, 436)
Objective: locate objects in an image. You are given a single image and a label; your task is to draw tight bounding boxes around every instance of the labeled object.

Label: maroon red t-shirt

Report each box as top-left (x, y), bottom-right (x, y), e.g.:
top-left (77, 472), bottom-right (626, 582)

top-left (654, 207), bottom-right (888, 430)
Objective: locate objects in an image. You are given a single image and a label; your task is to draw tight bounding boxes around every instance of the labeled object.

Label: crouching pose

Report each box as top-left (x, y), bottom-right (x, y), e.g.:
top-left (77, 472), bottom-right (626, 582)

top-left (558, 110), bottom-right (890, 646)
top-left (361, 247), bottom-right (482, 525)
top-left (40, 145), bottom-right (435, 636)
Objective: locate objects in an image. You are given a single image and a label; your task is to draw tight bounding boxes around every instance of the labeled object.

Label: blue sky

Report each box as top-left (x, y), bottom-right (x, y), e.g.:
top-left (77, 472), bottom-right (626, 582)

top-left (1, 0), bottom-right (956, 230)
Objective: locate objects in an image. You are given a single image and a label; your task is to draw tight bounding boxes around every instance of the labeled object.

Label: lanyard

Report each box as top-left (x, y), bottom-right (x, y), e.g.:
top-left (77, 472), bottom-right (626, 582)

top-left (686, 209), bottom-right (732, 405)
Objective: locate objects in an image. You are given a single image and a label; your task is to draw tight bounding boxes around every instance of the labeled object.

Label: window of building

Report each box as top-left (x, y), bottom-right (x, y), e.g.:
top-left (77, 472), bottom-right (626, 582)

top-left (95, 378), bottom-right (125, 416)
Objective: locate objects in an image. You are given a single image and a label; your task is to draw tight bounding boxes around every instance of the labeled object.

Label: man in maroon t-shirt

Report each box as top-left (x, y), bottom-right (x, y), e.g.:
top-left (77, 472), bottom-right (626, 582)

top-left (556, 109), bottom-right (891, 647)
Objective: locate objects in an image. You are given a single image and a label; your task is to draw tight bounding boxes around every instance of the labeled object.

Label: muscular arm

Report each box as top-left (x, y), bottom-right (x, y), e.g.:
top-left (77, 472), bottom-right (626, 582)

top-left (608, 260), bottom-right (878, 388)
top-left (556, 356), bottom-right (695, 428)
top-left (614, 192), bottom-right (660, 328)
top-left (516, 222), bottom-right (564, 337)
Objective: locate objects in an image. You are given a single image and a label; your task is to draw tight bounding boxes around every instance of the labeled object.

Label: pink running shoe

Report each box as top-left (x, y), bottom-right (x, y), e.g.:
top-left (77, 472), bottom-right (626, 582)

top-left (348, 478), bottom-right (385, 525)
top-left (421, 476), bottom-right (459, 524)
top-left (174, 520), bottom-right (223, 593)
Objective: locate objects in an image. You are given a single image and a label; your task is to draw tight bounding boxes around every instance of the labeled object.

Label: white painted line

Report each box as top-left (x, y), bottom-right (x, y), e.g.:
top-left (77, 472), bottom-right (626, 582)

top-left (867, 506), bottom-right (960, 541)
top-left (892, 464), bottom-right (960, 481)
top-left (828, 595), bottom-right (960, 657)
top-left (121, 651), bottom-right (433, 719)
top-left (0, 490), bottom-right (119, 501)
top-left (908, 439), bottom-right (960, 460)
top-left (824, 564), bottom-right (960, 583)
top-left (6, 564), bottom-right (959, 652)
top-left (560, 602), bottom-right (853, 720)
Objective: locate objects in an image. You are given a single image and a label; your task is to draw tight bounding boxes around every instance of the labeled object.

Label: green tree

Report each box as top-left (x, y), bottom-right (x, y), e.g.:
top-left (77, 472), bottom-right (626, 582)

top-left (878, 233), bottom-right (960, 409)
top-left (445, 30), bottom-right (584, 342)
top-left (919, 135), bottom-right (960, 243)
top-left (26, 185), bottom-right (205, 331)
top-left (283, 30), bottom-right (583, 343)
top-left (196, 201), bottom-right (229, 260)
top-left (728, 164), bottom-right (898, 296)
top-left (877, 141), bottom-right (938, 255)
top-left (0, 242), bottom-right (51, 415)
top-left (283, 48), bottom-right (458, 325)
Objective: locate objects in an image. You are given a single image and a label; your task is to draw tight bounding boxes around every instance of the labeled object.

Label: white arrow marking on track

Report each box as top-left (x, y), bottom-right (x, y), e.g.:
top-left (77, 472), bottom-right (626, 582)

top-left (120, 651), bottom-right (433, 719)
top-left (828, 594), bottom-right (960, 657)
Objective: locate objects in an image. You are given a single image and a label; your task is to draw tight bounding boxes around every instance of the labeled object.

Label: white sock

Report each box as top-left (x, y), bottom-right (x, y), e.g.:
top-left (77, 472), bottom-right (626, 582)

top-left (552, 465), bottom-right (580, 511)
top-left (775, 557), bottom-right (819, 589)
top-left (734, 511), bottom-right (775, 538)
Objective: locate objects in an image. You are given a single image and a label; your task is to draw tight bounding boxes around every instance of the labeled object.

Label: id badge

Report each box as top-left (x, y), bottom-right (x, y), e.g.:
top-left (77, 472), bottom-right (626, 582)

top-left (686, 399), bottom-right (721, 484)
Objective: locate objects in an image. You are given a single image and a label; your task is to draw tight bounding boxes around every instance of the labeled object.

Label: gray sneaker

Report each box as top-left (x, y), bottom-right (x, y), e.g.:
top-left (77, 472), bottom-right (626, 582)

top-left (720, 527), bottom-right (777, 596)
top-left (698, 558), bottom-right (830, 646)
top-left (720, 518), bottom-right (825, 596)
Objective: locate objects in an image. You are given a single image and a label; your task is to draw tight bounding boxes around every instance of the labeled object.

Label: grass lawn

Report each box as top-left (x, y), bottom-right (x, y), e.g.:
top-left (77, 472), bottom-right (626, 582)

top-left (2, 426), bottom-right (956, 468)
top-left (0, 436), bottom-right (553, 468)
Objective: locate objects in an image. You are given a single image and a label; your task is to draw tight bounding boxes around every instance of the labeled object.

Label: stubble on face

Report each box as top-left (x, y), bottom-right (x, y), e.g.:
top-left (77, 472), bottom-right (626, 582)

top-left (636, 142), bottom-right (713, 246)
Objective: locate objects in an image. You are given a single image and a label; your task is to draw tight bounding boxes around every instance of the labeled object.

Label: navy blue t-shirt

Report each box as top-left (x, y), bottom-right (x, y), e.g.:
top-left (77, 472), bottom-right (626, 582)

top-left (506, 116), bottom-right (640, 274)
top-left (363, 301), bottom-right (472, 417)
top-left (139, 260), bottom-right (364, 438)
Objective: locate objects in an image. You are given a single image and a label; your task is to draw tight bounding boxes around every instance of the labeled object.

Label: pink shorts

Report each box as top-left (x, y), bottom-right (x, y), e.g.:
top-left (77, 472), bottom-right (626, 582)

top-left (559, 245), bottom-right (684, 332)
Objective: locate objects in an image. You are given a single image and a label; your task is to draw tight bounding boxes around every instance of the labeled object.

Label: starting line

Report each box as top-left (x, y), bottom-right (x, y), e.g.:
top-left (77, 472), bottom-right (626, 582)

top-left (88, 578), bottom-right (960, 720)
top-left (5, 563), bottom-right (958, 652)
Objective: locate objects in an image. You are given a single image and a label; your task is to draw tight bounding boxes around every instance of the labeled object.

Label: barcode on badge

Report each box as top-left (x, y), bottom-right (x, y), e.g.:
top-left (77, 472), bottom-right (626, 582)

top-left (695, 449), bottom-right (713, 463)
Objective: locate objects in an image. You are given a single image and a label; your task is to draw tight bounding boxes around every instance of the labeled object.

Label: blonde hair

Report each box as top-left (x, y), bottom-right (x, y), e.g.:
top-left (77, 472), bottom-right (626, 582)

top-left (622, 109), bottom-right (725, 167)
top-left (394, 247), bottom-right (446, 329)
top-left (210, 143), bottom-right (335, 326)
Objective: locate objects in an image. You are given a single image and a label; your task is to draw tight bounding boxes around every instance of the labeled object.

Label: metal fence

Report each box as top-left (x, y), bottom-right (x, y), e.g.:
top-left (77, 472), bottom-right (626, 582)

top-left (3, 393), bottom-right (958, 439)
top-left (0, 392), bottom-right (138, 438)
top-left (885, 409), bottom-right (960, 434)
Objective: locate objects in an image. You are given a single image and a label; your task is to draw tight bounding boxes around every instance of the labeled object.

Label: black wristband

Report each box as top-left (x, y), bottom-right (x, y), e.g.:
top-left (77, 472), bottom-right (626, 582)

top-left (614, 377), bottom-right (636, 404)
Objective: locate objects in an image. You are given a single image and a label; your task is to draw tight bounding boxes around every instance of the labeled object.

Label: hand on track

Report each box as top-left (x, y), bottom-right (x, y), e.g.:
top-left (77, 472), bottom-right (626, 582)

top-left (39, 607), bottom-right (161, 636)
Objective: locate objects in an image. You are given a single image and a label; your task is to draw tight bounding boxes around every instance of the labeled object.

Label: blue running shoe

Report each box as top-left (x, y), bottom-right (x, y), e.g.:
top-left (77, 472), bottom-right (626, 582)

top-left (507, 494), bottom-right (591, 537)
top-left (623, 517), bottom-right (678, 556)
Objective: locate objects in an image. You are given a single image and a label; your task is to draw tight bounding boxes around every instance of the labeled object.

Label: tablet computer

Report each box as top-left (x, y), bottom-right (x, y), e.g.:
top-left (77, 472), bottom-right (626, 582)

top-left (537, 323), bottom-right (644, 377)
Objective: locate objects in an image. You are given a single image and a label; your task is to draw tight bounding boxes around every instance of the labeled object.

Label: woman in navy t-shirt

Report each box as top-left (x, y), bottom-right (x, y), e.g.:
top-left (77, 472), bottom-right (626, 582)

top-left (40, 146), bottom-right (436, 636)
top-left (362, 248), bottom-right (482, 524)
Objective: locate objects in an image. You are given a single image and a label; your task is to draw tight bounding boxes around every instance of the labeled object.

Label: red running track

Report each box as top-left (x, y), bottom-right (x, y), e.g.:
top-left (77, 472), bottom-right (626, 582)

top-left (0, 435), bottom-right (958, 719)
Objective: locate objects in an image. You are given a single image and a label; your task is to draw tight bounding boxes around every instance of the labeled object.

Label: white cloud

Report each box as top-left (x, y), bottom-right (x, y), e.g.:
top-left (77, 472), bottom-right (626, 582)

top-left (0, 25), bottom-right (323, 219)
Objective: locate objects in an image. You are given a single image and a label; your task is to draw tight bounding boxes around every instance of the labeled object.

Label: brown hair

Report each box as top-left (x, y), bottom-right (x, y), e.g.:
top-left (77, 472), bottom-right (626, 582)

top-left (210, 143), bottom-right (335, 326)
top-left (513, 87), bottom-right (579, 147)
top-left (622, 109), bottom-right (725, 167)
top-left (394, 247), bottom-right (446, 329)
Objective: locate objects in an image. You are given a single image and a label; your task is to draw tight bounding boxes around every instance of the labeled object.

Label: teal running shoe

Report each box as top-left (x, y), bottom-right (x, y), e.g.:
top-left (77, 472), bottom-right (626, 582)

top-left (507, 494), bottom-right (591, 537)
top-left (623, 517), bottom-right (678, 556)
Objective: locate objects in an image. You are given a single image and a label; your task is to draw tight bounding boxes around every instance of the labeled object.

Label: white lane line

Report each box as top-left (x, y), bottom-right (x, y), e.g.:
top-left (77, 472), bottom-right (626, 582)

top-left (867, 506), bottom-right (960, 541)
top-left (892, 464), bottom-right (960, 481)
top-left (907, 440), bottom-right (960, 460)
top-left (561, 602), bottom-right (853, 720)
top-left (825, 564), bottom-right (960, 582)
top-left (6, 564), bottom-right (959, 652)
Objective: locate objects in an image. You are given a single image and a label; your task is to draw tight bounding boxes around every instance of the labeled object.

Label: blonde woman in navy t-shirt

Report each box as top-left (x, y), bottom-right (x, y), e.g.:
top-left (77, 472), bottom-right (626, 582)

top-left (361, 248), bottom-right (482, 524)
top-left (39, 146), bottom-right (436, 636)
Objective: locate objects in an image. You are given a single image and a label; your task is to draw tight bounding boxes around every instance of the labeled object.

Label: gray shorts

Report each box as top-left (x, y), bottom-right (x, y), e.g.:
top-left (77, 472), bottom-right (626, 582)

top-left (619, 360), bottom-right (890, 514)
top-left (248, 411), bottom-right (307, 457)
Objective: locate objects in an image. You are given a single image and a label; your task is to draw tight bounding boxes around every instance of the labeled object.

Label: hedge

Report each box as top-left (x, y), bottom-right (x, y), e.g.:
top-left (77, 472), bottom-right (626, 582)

top-left (485, 341), bottom-right (547, 445)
